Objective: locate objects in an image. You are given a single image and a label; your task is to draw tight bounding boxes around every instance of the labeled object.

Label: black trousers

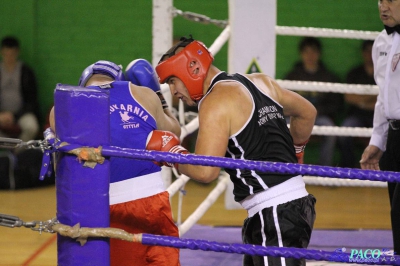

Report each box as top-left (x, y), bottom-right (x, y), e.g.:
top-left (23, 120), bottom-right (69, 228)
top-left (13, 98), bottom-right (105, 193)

top-left (242, 194), bottom-right (316, 266)
top-left (380, 127), bottom-right (400, 254)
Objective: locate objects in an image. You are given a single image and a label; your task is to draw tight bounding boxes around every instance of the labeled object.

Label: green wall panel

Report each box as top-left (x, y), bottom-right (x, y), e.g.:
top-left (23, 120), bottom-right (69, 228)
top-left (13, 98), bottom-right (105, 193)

top-left (34, 1), bottom-right (153, 117)
top-left (0, 0), bottom-right (384, 126)
top-left (0, 0), bottom-right (35, 63)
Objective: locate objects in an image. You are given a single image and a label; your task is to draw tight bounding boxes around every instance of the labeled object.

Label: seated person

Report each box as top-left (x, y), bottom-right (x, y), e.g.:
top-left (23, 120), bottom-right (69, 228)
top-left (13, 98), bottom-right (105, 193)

top-left (285, 37), bottom-right (343, 166)
top-left (338, 40), bottom-right (376, 168)
top-left (0, 36), bottom-right (40, 142)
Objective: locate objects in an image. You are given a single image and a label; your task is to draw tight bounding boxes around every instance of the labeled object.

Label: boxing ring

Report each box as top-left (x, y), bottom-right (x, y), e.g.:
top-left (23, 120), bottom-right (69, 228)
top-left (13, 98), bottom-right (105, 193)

top-left (2, 84), bottom-right (398, 265)
top-left (151, 1), bottom-right (396, 265)
top-left (155, 2), bottom-right (388, 240)
top-left (0, 1), bottom-right (398, 266)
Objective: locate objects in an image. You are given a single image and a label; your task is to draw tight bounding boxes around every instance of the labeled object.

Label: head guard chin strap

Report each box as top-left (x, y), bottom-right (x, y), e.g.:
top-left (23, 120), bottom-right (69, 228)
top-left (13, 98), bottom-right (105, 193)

top-left (155, 38), bottom-right (214, 101)
top-left (78, 60), bottom-right (124, 86)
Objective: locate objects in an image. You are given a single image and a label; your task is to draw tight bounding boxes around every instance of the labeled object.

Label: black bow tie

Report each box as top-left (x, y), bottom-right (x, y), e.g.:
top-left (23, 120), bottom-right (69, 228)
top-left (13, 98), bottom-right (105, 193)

top-left (385, 25), bottom-right (400, 35)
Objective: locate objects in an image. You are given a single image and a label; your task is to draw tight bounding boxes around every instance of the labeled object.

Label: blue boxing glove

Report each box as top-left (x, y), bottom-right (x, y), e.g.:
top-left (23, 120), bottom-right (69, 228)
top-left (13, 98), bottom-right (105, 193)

top-left (78, 60), bottom-right (125, 86)
top-left (125, 59), bottom-right (168, 109)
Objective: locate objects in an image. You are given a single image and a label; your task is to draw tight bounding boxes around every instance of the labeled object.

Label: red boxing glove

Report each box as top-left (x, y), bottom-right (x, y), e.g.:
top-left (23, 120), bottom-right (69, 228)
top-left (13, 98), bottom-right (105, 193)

top-left (294, 140), bottom-right (308, 164)
top-left (146, 130), bottom-right (188, 168)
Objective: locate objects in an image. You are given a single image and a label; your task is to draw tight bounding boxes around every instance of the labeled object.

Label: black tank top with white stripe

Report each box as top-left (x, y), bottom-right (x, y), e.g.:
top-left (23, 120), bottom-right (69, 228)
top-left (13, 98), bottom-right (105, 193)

top-left (207, 72), bottom-right (297, 202)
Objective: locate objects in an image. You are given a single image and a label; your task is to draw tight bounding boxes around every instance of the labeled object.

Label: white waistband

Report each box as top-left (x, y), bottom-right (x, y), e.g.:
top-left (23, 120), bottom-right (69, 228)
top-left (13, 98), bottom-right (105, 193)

top-left (109, 172), bottom-right (165, 205)
top-left (240, 175), bottom-right (308, 217)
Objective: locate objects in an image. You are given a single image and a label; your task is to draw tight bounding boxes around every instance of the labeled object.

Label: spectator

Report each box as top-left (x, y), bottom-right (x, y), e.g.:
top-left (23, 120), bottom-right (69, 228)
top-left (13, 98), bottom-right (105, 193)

top-left (338, 40), bottom-right (376, 168)
top-left (0, 36), bottom-right (49, 190)
top-left (284, 37), bottom-right (343, 166)
top-left (0, 36), bottom-right (40, 142)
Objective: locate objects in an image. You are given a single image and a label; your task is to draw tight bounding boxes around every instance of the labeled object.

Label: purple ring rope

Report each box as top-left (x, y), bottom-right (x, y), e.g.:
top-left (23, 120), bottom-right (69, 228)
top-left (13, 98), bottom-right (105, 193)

top-left (52, 142), bottom-right (399, 264)
top-left (141, 234), bottom-right (399, 265)
top-left (55, 144), bottom-right (400, 183)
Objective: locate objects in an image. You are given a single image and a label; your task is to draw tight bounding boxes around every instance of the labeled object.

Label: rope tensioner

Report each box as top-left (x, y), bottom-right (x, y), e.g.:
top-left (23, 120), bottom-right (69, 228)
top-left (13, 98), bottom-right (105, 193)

top-left (0, 213), bottom-right (57, 234)
top-left (0, 137), bottom-right (49, 150)
top-left (0, 136), bottom-right (56, 180)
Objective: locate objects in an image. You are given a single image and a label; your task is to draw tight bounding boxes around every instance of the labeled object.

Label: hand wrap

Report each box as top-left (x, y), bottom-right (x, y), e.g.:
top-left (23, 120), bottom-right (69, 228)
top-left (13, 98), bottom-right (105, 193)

top-left (294, 139), bottom-right (308, 164)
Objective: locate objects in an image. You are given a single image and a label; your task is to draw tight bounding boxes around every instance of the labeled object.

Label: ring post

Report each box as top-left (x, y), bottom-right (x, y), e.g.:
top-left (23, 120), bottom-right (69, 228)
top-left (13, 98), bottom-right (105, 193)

top-left (228, 0), bottom-right (276, 77)
top-left (54, 84), bottom-right (110, 266)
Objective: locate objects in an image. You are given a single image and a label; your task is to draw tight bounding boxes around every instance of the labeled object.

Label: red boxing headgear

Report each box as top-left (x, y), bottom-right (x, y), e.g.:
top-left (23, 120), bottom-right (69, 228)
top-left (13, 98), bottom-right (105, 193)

top-left (156, 40), bottom-right (214, 101)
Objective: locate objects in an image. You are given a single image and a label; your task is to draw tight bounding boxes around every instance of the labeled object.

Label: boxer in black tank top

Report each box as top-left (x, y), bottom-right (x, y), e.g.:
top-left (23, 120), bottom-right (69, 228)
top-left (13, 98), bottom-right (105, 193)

top-left (155, 36), bottom-right (317, 266)
top-left (209, 72), bottom-right (297, 201)
top-left (204, 72), bottom-right (315, 266)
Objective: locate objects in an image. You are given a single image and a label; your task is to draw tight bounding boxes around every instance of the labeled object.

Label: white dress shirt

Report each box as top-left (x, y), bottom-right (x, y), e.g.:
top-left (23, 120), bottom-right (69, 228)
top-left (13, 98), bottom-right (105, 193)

top-left (371, 30), bottom-right (400, 151)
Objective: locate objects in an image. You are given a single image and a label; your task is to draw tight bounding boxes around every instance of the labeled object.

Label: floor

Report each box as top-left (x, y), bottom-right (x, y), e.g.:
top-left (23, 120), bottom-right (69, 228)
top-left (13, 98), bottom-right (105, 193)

top-left (180, 225), bottom-right (394, 266)
top-left (0, 179), bottom-right (394, 265)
